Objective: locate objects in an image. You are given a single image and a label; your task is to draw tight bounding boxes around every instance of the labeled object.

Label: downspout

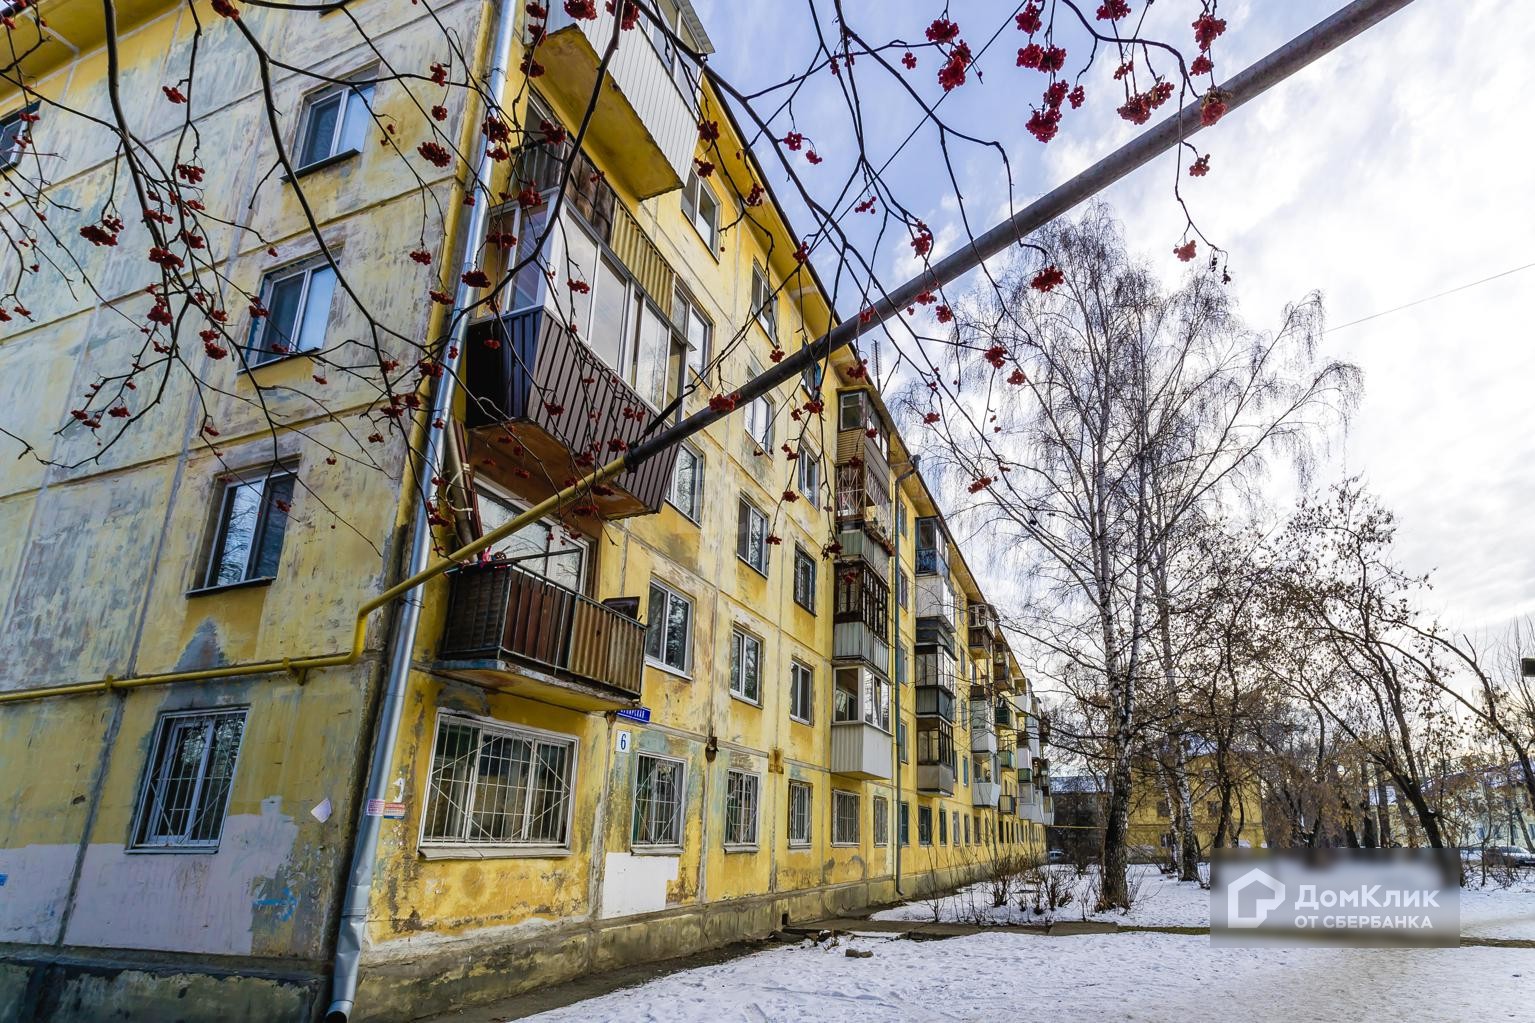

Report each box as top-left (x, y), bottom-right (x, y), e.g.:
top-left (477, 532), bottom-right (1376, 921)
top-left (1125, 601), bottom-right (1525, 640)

top-left (324, 0), bottom-right (522, 1018)
top-left (891, 459), bottom-right (918, 895)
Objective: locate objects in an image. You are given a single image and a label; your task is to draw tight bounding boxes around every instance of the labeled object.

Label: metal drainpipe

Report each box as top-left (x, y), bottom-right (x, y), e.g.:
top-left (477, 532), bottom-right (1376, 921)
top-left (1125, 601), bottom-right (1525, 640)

top-left (323, 0), bottom-right (520, 1017)
top-left (891, 459), bottom-right (918, 895)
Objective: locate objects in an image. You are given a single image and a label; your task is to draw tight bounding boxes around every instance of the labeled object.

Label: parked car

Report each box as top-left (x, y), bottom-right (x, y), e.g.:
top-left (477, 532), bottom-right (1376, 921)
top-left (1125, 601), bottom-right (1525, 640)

top-left (1046, 848), bottom-right (1067, 863)
top-left (1484, 845), bottom-right (1535, 867)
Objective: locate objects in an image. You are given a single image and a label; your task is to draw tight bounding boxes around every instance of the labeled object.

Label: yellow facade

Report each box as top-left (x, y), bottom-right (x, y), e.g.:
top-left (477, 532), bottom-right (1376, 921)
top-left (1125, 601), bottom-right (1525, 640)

top-left (0, 2), bottom-right (1048, 1020)
top-left (1126, 756), bottom-right (1267, 856)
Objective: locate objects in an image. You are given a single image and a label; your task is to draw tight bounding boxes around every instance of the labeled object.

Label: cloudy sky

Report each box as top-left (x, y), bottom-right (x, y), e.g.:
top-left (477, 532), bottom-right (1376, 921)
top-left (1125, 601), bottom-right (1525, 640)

top-left (693, 0), bottom-right (1533, 634)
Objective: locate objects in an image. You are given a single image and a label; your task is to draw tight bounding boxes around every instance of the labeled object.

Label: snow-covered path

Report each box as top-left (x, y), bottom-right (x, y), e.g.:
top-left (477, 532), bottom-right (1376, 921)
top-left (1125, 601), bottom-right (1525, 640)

top-left (518, 930), bottom-right (1533, 1022)
top-left (512, 867), bottom-right (1535, 1023)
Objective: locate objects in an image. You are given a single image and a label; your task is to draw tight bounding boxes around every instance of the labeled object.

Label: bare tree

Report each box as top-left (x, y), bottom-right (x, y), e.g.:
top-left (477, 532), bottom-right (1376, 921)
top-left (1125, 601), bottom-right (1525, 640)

top-left (910, 204), bottom-right (1357, 907)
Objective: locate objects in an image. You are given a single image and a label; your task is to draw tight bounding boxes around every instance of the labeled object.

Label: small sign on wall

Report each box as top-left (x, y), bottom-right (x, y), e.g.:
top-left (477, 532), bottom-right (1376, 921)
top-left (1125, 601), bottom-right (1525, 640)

top-left (615, 730), bottom-right (632, 754)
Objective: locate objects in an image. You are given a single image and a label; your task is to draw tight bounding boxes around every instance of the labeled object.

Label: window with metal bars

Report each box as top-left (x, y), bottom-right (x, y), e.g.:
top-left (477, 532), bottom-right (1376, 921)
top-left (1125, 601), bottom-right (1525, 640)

top-left (723, 769), bottom-right (760, 848)
top-left (873, 795), bottom-right (889, 847)
top-left (832, 790), bottom-right (860, 846)
top-left (787, 779), bottom-right (812, 847)
top-left (130, 709), bottom-right (247, 850)
top-left (632, 753), bottom-right (685, 848)
top-left (420, 714), bottom-right (576, 850)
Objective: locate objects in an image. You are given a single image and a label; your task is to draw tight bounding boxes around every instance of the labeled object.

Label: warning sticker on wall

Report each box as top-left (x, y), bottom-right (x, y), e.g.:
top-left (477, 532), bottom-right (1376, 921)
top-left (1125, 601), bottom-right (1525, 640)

top-left (365, 799), bottom-right (407, 819)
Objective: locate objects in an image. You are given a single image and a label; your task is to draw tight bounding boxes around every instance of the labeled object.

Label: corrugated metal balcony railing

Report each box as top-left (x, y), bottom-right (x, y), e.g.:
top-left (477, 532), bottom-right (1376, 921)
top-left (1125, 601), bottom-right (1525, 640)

top-left (438, 561), bottom-right (644, 707)
top-left (535, 2), bottom-right (699, 197)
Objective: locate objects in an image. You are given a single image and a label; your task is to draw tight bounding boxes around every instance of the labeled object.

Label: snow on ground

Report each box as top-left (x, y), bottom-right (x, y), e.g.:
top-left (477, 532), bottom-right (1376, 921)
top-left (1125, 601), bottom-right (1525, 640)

top-left (870, 863), bottom-right (1535, 937)
top-left (869, 864), bottom-right (1209, 928)
top-left (518, 930), bottom-right (1535, 1023)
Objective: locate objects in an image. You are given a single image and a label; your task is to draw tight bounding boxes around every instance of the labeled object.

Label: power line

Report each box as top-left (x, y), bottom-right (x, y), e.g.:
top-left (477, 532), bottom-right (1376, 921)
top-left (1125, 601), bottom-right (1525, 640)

top-left (1326, 259), bottom-right (1535, 334)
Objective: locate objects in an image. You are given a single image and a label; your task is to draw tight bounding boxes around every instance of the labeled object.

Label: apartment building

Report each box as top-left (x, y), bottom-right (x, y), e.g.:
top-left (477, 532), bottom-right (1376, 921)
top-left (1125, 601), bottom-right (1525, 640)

top-left (0, 2), bottom-right (1048, 1020)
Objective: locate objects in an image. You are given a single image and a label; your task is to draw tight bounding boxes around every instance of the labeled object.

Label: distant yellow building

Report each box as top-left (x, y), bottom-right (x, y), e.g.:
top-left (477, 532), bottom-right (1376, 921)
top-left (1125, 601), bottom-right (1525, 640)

top-left (0, 2), bottom-right (1049, 1021)
top-left (1126, 755), bottom-right (1265, 856)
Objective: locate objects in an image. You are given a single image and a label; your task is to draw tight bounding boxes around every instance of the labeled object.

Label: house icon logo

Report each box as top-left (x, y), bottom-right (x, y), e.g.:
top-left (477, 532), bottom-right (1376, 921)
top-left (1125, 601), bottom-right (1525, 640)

top-left (1226, 868), bottom-right (1286, 928)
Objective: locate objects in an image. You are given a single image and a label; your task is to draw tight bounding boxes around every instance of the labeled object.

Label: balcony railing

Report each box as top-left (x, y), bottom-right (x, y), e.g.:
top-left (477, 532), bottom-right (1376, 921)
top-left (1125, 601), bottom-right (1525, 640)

top-left (439, 561), bottom-right (644, 703)
top-left (997, 794), bottom-right (1017, 816)
top-left (538, 2), bottom-right (699, 197)
top-left (835, 461), bottom-right (893, 544)
top-left (464, 308), bottom-right (678, 517)
top-left (973, 781), bottom-right (1001, 809)
top-left (917, 762), bottom-right (956, 796)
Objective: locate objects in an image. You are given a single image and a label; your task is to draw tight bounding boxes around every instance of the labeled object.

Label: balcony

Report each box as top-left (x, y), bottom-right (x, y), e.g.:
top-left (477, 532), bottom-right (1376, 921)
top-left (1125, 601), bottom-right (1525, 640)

top-left (997, 793), bottom-right (1017, 816)
top-left (537, 3), bottom-right (699, 197)
top-left (835, 461), bottom-right (894, 547)
top-left (436, 561), bottom-right (644, 711)
top-left (464, 308), bottom-right (678, 518)
top-left (831, 721), bottom-right (893, 780)
top-left (972, 781), bottom-right (1001, 809)
top-left (1042, 795), bottom-right (1055, 825)
top-left (998, 748), bottom-right (1015, 770)
top-left (917, 763), bottom-right (956, 796)
top-left (970, 703), bottom-right (997, 755)
top-left (914, 684), bottom-right (956, 722)
top-left (968, 603), bottom-right (997, 659)
top-left (833, 561), bottom-right (890, 673)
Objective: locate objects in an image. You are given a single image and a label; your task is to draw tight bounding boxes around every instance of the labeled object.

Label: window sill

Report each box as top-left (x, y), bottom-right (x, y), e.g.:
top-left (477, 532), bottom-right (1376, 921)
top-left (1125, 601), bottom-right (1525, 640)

top-left (789, 715), bottom-right (813, 727)
top-left (735, 555), bottom-right (769, 578)
top-left (722, 844), bottom-right (759, 854)
top-left (283, 148), bottom-right (361, 182)
top-left (729, 692), bottom-right (761, 708)
top-left (792, 601), bottom-right (816, 615)
top-left (664, 498), bottom-right (702, 525)
top-left (630, 845), bottom-right (683, 857)
top-left (645, 659), bottom-right (692, 682)
top-left (418, 844), bottom-right (571, 861)
top-left (186, 576), bottom-right (275, 599)
top-left (831, 841), bottom-right (859, 848)
top-left (125, 844), bottom-right (220, 855)
top-left (787, 841), bottom-right (811, 850)
top-left (240, 347), bottom-right (324, 376)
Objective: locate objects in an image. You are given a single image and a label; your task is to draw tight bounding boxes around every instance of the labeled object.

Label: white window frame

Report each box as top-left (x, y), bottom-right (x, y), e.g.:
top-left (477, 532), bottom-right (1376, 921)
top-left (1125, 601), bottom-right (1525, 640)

top-left (751, 263), bottom-right (777, 342)
top-left (736, 497), bottom-right (769, 575)
top-left (129, 708), bottom-right (248, 852)
top-left (792, 545), bottom-right (816, 613)
top-left (632, 752), bottom-right (686, 850)
top-left (197, 465), bottom-right (298, 591)
top-left (729, 626), bottom-right (763, 705)
top-left (832, 790), bottom-right (860, 847)
top-left (666, 442), bottom-right (703, 522)
top-left (418, 711), bottom-right (579, 855)
top-left (796, 447), bottom-right (821, 501)
top-left (680, 170), bottom-right (720, 251)
top-left (723, 769), bottom-right (761, 849)
top-left (645, 580), bottom-right (693, 677)
top-left (873, 795), bottom-right (890, 847)
top-left (789, 659), bottom-right (813, 724)
top-left (787, 778), bottom-right (812, 848)
top-left (246, 256), bottom-right (338, 365)
top-left (293, 73), bottom-right (375, 171)
top-left (674, 286), bottom-right (713, 378)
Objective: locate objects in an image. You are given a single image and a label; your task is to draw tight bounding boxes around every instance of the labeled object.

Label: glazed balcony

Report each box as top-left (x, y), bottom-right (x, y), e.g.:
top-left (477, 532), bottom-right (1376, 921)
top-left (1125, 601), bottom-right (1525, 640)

top-left (437, 561), bottom-right (644, 711)
top-left (969, 703), bottom-right (998, 755)
top-left (536, 2), bottom-right (700, 198)
top-left (968, 603), bottom-right (997, 659)
top-left (464, 308), bottom-right (678, 518)
top-left (917, 763), bottom-right (956, 796)
top-left (831, 721), bottom-right (893, 780)
top-left (835, 460), bottom-right (894, 547)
